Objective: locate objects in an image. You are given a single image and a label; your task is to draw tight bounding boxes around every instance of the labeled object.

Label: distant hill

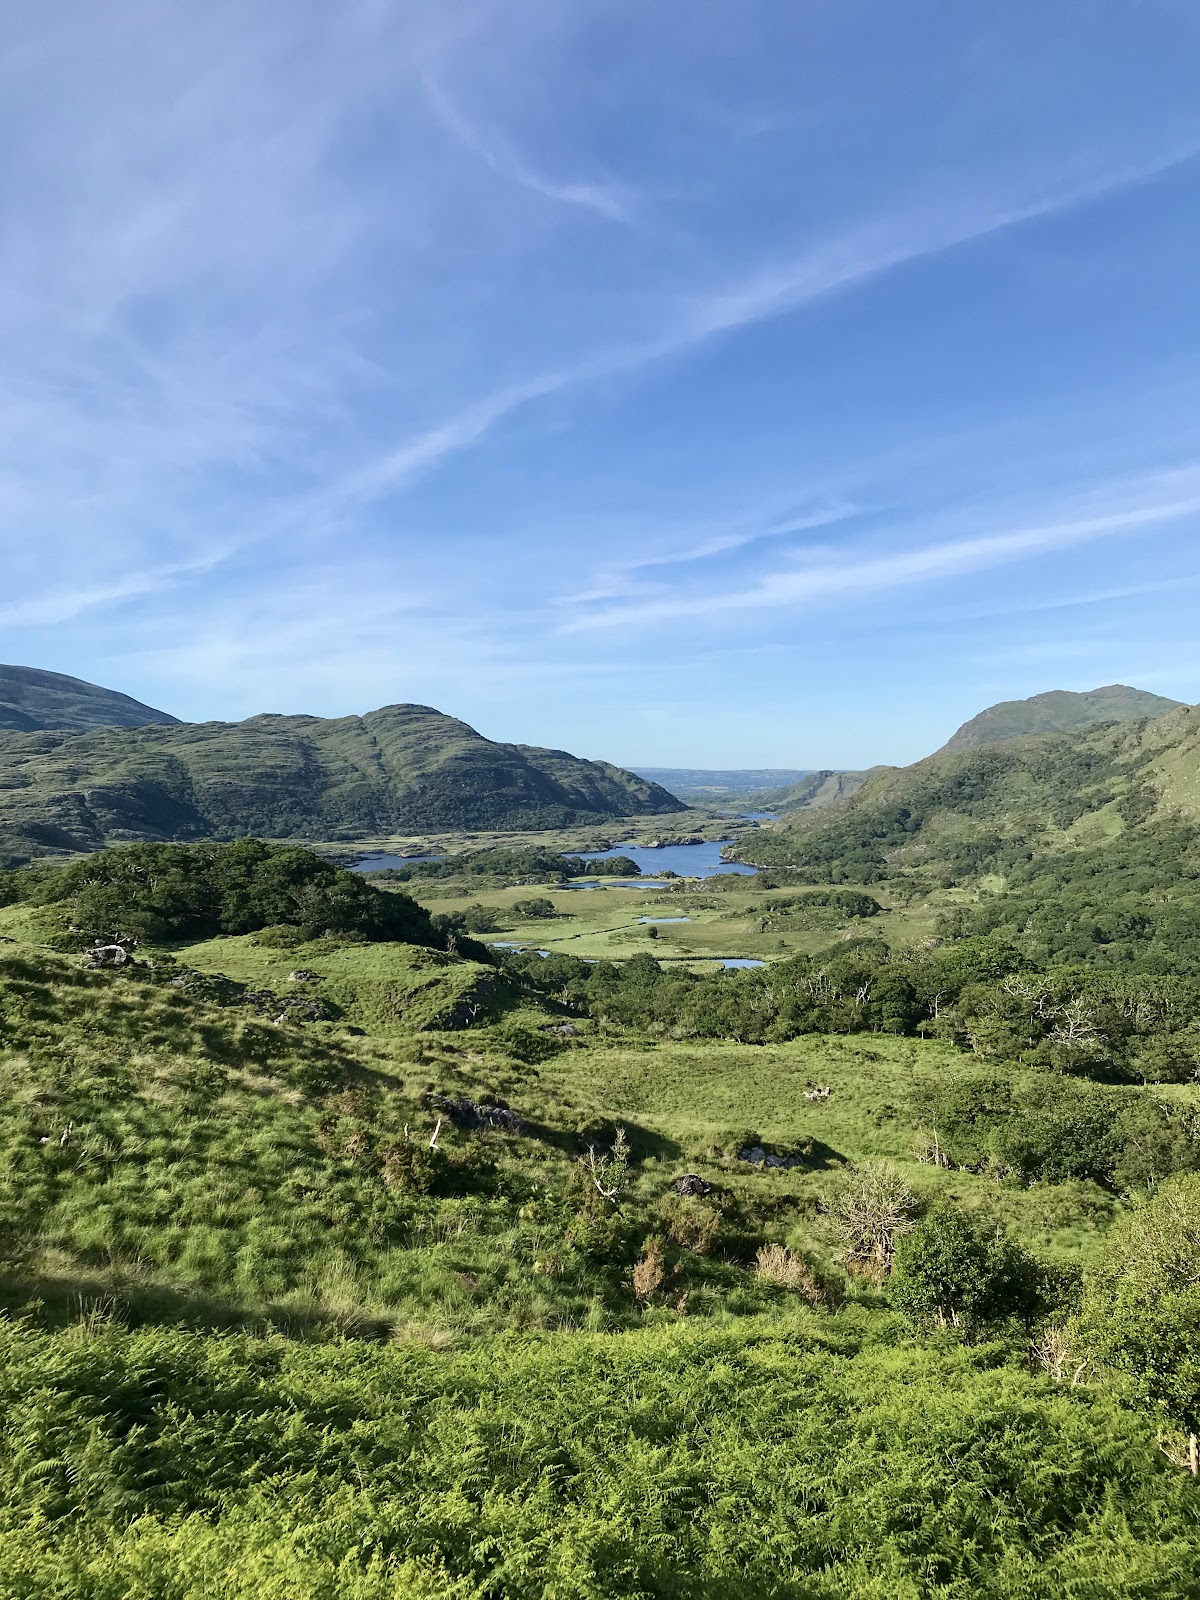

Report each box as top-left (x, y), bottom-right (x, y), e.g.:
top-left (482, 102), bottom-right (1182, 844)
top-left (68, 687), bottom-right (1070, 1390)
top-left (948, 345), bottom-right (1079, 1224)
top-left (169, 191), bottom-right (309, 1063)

top-left (735, 702), bottom-right (1200, 882)
top-left (0, 664), bottom-right (179, 733)
top-left (0, 703), bottom-right (683, 864)
top-left (937, 684), bottom-right (1183, 754)
top-left (632, 768), bottom-right (812, 802)
top-left (745, 769), bottom-right (873, 813)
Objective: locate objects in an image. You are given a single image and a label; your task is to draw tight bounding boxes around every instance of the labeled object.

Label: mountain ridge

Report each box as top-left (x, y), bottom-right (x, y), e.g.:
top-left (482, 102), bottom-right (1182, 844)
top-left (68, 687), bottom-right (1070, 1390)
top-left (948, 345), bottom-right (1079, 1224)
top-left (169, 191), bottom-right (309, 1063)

top-left (937, 683), bottom-right (1183, 754)
top-left (0, 701), bottom-right (683, 864)
top-left (0, 663), bottom-right (179, 733)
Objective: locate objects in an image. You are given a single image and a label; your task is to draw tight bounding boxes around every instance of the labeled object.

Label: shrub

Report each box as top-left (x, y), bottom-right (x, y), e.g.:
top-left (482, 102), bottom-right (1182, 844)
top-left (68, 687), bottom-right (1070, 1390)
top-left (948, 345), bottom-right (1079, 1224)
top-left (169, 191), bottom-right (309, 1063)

top-left (632, 1237), bottom-right (666, 1302)
top-left (512, 898), bottom-right (555, 920)
top-left (828, 1161), bottom-right (916, 1278)
top-left (891, 1204), bottom-right (1043, 1331)
top-left (1078, 1173), bottom-right (1200, 1436)
top-left (755, 1243), bottom-right (825, 1303)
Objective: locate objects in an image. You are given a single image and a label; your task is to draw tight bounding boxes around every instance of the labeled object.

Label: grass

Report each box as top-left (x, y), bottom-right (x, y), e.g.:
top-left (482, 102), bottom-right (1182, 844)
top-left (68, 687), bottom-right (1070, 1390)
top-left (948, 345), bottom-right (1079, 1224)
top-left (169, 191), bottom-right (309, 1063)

top-left (1, 871), bottom-right (1198, 1593)
top-left (409, 873), bottom-right (944, 966)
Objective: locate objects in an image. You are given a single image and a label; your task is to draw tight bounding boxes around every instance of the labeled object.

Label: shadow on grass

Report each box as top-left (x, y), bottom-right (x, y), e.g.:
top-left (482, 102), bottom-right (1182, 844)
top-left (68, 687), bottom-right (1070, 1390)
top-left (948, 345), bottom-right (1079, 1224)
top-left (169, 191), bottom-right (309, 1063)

top-left (0, 1270), bottom-right (395, 1342)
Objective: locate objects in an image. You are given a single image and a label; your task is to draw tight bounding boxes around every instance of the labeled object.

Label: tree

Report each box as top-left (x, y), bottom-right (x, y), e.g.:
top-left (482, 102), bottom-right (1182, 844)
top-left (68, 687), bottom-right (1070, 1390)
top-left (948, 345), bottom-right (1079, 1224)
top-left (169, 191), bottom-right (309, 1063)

top-left (829, 1161), bottom-right (916, 1279)
top-left (891, 1203), bottom-right (1042, 1331)
top-left (1078, 1174), bottom-right (1200, 1455)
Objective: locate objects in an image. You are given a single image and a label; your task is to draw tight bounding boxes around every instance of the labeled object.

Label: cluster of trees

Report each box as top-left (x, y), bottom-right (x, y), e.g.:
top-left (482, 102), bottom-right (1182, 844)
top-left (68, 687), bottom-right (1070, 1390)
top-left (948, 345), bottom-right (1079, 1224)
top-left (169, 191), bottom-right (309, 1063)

top-left (375, 845), bottom-right (641, 883)
top-left (940, 822), bottom-right (1200, 972)
top-left (912, 1070), bottom-right (1200, 1190)
top-left (503, 935), bottom-right (1200, 1085)
top-left (3, 841), bottom-right (442, 949)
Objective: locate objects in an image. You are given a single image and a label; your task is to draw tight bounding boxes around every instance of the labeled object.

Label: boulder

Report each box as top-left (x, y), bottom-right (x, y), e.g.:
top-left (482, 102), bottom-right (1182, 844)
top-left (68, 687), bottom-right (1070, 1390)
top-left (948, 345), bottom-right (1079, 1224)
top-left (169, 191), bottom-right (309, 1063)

top-left (672, 1173), bottom-right (713, 1197)
top-left (84, 944), bottom-right (131, 969)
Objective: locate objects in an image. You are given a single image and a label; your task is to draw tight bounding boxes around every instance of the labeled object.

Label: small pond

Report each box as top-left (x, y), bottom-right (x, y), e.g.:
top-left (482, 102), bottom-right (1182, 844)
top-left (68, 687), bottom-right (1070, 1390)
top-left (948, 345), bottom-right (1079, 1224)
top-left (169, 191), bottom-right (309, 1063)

top-left (718, 958), bottom-right (765, 969)
top-left (638, 916), bottom-right (691, 924)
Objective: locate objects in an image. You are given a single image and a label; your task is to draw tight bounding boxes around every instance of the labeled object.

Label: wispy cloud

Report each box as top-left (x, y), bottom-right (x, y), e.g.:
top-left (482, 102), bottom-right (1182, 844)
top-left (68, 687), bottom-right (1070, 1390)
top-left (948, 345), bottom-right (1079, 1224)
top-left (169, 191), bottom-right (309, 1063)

top-left (421, 71), bottom-right (636, 223)
top-left (561, 473), bottom-right (1200, 631)
top-left (0, 549), bottom-right (232, 629)
top-left (296, 140), bottom-right (1200, 529)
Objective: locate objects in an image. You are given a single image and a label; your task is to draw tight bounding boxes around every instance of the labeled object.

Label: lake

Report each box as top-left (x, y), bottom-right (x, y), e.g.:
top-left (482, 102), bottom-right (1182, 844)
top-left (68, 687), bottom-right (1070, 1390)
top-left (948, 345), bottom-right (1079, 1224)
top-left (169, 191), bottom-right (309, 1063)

top-left (351, 853), bottom-right (446, 873)
top-left (575, 840), bottom-right (758, 878)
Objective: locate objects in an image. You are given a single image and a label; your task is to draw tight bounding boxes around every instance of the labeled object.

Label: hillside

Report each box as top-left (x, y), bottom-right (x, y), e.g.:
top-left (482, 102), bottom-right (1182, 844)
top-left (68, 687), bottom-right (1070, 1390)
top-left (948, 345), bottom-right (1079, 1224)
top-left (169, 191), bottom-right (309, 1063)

top-left (733, 703), bottom-right (1200, 968)
top-left (1, 840), bottom-right (1199, 1591)
top-left (0, 702), bottom-right (682, 863)
top-left (938, 683), bottom-right (1183, 753)
top-left (0, 663), bottom-right (178, 733)
top-left (747, 767), bottom-right (872, 812)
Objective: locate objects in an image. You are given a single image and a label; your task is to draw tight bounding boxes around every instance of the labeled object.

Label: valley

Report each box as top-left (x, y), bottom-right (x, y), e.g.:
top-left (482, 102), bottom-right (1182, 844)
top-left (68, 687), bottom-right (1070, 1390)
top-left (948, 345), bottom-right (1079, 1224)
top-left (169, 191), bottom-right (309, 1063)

top-left (0, 672), bottom-right (1198, 1594)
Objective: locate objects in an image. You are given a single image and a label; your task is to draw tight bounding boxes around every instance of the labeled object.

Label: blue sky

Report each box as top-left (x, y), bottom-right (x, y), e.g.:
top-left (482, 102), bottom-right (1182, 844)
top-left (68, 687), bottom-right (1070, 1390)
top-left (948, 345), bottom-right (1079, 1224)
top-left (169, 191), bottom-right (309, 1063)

top-left (2, 1), bottom-right (1199, 767)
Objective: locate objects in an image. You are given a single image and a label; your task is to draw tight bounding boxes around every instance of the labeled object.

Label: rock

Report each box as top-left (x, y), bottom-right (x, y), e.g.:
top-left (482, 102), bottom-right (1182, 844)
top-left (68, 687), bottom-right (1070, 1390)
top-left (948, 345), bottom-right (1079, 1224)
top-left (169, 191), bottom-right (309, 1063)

top-left (540, 1022), bottom-right (581, 1037)
top-left (427, 1094), bottom-right (529, 1135)
top-left (672, 1173), bottom-right (713, 1196)
top-left (763, 1153), bottom-right (785, 1168)
top-left (739, 1145), bottom-right (766, 1164)
top-left (287, 969), bottom-right (322, 983)
top-left (84, 944), bottom-right (131, 968)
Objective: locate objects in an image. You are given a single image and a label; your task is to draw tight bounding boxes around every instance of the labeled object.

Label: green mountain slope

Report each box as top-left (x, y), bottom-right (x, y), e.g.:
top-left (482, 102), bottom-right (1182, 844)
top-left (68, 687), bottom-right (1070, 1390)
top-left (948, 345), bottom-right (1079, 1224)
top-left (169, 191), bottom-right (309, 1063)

top-left (733, 703), bottom-right (1200, 969)
top-left (0, 664), bottom-right (178, 733)
top-left (736, 703), bottom-right (1200, 879)
top-left (747, 768), bottom-right (873, 812)
top-left (938, 683), bottom-right (1183, 753)
top-left (0, 702), bottom-right (682, 862)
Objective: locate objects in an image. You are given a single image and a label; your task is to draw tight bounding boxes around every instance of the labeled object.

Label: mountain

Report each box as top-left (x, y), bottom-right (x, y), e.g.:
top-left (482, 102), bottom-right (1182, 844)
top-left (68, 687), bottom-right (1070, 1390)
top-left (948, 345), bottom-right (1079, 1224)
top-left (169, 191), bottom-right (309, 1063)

top-left (0, 664), bottom-right (179, 733)
top-left (745, 769), bottom-right (873, 813)
top-left (0, 703), bottom-right (683, 863)
top-left (937, 684), bottom-right (1183, 754)
top-left (735, 702), bottom-right (1200, 884)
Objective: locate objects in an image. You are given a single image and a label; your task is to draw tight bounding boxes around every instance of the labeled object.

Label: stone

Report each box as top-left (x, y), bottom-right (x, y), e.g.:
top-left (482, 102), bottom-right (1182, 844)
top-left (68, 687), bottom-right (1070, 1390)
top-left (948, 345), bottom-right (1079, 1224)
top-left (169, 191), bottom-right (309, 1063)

top-left (672, 1173), bottom-right (713, 1196)
top-left (84, 944), bottom-right (131, 968)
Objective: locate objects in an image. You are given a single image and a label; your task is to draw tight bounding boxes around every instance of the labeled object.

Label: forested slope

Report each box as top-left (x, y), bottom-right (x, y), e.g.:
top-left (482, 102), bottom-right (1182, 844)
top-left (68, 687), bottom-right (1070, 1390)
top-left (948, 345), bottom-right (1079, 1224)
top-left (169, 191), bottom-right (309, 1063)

top-left (0, 702), bottom-right (682, 862)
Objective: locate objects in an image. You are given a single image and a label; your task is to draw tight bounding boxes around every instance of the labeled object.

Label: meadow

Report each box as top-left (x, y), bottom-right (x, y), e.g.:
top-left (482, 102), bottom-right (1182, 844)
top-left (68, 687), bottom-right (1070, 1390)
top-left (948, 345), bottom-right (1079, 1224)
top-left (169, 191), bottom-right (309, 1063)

top-left (0, 839), bottom-right (1197, 1594)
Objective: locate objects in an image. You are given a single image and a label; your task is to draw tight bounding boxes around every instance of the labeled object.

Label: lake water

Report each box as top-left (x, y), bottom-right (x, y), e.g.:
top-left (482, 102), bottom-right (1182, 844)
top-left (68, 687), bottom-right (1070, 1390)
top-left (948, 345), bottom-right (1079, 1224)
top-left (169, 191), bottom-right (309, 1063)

top-left (351, 852), bottom-right (446, 873)
top-left (718, 958), bottom-right (765, 968)
top-left (739, 811), bottom-right (780, 822)
top-left (638, 916), bottom-right (691, 924)
top-left (575, 840), bottom-right (758, 878)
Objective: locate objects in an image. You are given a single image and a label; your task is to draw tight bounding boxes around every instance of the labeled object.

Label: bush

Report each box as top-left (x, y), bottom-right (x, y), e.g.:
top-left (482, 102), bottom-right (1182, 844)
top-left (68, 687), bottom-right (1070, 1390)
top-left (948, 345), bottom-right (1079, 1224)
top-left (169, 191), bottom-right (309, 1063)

top-left (891, 1204), bottom-right (1043, 1331)
top-left (33, 841), bottom-right (443, 949)
top-left (754, 1243), bottom-right (825, 1303)
top-left (512, 897), bottom-right (556, 920)
top-left (1078, 1174), bottom-right (1200, 1435)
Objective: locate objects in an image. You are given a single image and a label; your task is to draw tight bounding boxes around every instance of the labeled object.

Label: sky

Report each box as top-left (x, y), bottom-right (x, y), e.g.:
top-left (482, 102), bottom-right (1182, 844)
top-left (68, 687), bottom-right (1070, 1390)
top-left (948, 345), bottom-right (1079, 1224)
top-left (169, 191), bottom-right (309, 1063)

top-left (1, 0), bottom-right (1199, 768)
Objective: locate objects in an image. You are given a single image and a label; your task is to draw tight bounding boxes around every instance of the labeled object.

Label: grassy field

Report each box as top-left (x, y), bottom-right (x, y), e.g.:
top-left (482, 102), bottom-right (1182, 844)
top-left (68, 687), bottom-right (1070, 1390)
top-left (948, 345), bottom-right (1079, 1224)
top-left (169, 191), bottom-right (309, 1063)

top-left (1, 842), bottom-right (1198, 1594)
top-left (409, 874), bottom-right (943, 965)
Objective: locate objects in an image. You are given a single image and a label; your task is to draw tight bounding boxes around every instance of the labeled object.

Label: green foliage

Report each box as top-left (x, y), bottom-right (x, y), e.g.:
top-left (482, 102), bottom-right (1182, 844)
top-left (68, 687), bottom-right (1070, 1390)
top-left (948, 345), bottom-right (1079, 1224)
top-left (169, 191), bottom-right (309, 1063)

top-left (891, 1204), bottom-right (1043, 1330)
top-left (911, 1071), bottom-right (1200, 1191)
top-left (0, 1320), bottom-right (1195, 1597)
top-left (28, 840), bottom-right (442, 949)
top-left (381, 845), bottom-right (644, 884)
top-left (0, 705), bottom-right (680, 860)
top-left (512, 896), bottom-right (556, 919)
top-left (1079, 1175), bottom-right (1200, 1434)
